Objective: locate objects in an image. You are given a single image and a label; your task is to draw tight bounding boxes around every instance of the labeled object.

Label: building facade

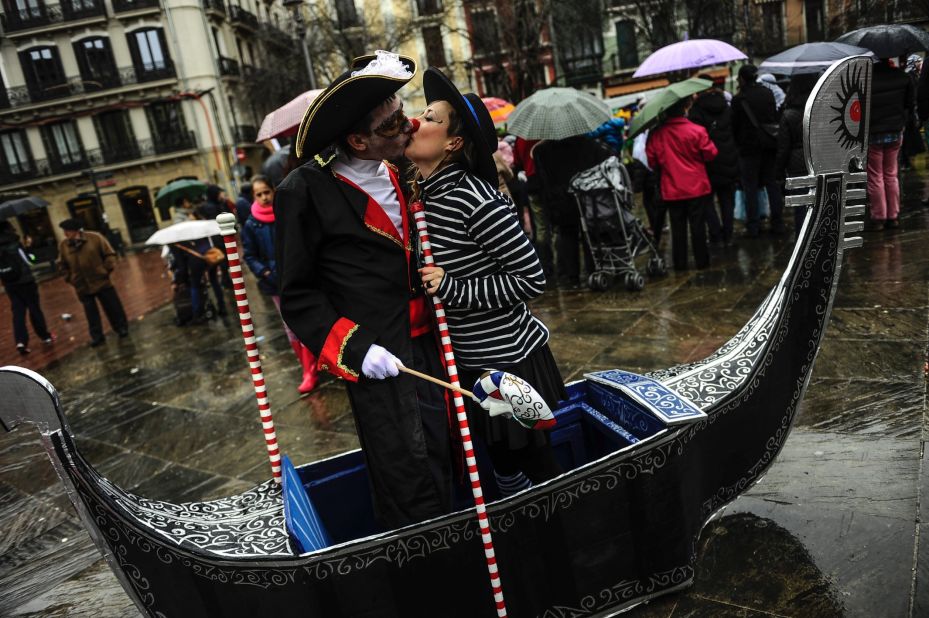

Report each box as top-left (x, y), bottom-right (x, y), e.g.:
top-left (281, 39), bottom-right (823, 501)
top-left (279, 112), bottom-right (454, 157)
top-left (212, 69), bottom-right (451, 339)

top-left (0, 0), bottom-right (289, 258)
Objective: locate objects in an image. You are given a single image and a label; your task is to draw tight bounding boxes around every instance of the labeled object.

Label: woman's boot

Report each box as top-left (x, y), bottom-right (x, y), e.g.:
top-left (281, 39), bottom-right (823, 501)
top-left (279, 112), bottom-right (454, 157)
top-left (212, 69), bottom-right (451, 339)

top-left (292, 341), bottom-right (319, 394)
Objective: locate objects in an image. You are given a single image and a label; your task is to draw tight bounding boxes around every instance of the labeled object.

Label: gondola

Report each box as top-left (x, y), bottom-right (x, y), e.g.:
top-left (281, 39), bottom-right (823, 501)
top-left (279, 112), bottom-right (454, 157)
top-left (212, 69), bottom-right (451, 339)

top-left (0, 56), bottom-right (871, 618)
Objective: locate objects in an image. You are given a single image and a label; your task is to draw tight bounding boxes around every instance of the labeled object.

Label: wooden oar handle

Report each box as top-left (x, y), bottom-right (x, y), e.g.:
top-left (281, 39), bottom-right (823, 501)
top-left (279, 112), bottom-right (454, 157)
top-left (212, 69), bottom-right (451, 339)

top-left (398, 365), bottom-right (474, 399)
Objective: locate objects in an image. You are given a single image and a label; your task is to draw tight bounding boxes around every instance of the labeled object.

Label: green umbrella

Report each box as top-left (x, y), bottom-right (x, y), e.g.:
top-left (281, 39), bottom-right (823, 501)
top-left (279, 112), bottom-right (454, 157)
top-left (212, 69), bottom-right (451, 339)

top-left (628, 77), bottom-right (714, 139)
top-left (155, 179), bottom-right (207, 210)
top-left (507, 87), bottom-right (613, 140)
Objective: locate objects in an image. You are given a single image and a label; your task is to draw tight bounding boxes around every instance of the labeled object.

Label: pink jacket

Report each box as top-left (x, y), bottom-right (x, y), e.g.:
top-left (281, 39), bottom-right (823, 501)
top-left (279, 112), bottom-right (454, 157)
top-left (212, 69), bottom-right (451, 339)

top-left (646, 117), bottom-right (718, 201)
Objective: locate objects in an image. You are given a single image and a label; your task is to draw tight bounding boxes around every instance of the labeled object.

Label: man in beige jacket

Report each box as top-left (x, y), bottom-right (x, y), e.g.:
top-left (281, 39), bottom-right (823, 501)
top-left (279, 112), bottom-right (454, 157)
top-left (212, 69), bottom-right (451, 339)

top-left (58, 219), bottom-right (128, 346)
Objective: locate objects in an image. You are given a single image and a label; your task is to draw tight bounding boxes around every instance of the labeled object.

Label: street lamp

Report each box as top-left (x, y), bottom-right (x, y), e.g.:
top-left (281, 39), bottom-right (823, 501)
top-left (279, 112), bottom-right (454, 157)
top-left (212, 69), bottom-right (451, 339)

top-left (282, 0), bottom-right (318, 90)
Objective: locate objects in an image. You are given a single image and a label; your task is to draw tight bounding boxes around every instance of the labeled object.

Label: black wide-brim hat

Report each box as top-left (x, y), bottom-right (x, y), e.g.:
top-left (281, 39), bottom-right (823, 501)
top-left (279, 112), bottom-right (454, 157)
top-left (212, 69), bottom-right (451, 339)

top-left (422, 67), bottom-right (498, 186)
top-left (295, 53), bottom-right (417, 159)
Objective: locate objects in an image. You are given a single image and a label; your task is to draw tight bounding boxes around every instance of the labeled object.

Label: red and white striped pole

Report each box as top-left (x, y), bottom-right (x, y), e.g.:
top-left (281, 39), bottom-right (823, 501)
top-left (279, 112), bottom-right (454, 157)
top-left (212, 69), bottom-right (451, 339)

top-left (217, 213), bottom-right (282, 483)
top-left (409, 201), bottom-right (507, 617)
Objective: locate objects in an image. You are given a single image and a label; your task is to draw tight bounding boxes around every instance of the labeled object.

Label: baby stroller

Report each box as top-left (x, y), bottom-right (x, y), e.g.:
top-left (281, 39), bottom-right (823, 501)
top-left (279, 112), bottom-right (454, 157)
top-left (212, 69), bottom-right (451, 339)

top-left (568, 156), bottom-right (666, 291)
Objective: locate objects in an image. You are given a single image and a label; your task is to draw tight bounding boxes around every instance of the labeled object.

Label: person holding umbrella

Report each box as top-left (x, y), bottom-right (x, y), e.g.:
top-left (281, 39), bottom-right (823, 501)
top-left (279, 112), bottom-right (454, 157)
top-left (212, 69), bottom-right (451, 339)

top-left (645, 94), bottom-right (718, 271)
top-left (57, 218), bottom-right (129, 346)
top-left (406, 67), bottom-right (563, 494)
top-left (865, 56), bottom-right (914, 229)
top-left (0, 220), bottom-right (54, 354)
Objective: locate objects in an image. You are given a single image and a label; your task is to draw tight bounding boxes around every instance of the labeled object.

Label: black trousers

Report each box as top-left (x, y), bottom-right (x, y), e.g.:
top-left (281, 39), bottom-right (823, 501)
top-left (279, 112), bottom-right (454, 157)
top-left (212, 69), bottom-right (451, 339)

top-left (7, 282), bottom-right (50, 346)
top-left (705, 182), bottom-right (736, 243)
top-left (667, 195), bottom-right (710, 271)
top-left (643, 172), bottom-right (667, 246)
top-left (739, 151), bottom-right (784, 233)
top-left (79, 285), bottom-right (127, 341)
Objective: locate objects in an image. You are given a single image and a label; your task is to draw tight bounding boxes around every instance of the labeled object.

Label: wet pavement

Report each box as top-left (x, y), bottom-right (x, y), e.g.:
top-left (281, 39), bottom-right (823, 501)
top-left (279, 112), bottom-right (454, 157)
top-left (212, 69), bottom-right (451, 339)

top-left (1, 166), bottom-right (928, 617)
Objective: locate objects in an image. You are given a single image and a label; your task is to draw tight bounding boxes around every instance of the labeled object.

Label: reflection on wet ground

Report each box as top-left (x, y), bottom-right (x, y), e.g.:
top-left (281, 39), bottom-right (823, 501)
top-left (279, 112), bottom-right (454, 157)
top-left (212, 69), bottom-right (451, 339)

top-left (1, 168), bottom-right (928, 617)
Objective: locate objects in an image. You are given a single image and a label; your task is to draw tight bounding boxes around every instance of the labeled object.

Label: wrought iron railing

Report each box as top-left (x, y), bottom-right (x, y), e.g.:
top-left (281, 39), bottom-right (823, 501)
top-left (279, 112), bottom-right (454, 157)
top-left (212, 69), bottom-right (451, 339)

top-left (146, 131), bottom-right (198, 155)
top-left (0, 159), bottom-right (49, 185)
top-left (48, 151), bottom-right (88, 175)
top-left (219, 56), bottom-right (240, 77)
top-left (112, 0), bottom-right (160, 12)
top-left (0, 66), bottom-right (174, 108)
top-left (85, 143), bottom-right (141, 166)
top-left (134, 63), bottom-right (176, 83)
top-left (202, 0), bottom-right (226, 16)
top-left (229, 4), bottom-right (258, 29)
top-left (3, 0), bottom-right (106, 32)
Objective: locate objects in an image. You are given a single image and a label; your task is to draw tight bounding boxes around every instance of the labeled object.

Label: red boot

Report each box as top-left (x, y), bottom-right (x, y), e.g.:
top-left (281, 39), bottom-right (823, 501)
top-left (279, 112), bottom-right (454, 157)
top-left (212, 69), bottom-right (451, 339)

top-left (292, 341), bottom-right (319, 394)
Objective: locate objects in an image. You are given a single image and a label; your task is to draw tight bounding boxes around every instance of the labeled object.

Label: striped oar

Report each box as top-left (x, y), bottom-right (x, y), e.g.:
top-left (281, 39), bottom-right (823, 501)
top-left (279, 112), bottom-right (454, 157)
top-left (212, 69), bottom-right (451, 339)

top-left (217, 213), bottom-right (282, 483)
top-left (409, 200), bottom-right (508, 617)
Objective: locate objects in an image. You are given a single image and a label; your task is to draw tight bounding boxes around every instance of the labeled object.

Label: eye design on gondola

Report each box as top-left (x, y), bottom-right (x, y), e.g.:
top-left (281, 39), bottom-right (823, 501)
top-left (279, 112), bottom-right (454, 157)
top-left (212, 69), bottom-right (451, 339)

top-left (829, 63), bottom-right (867, 151)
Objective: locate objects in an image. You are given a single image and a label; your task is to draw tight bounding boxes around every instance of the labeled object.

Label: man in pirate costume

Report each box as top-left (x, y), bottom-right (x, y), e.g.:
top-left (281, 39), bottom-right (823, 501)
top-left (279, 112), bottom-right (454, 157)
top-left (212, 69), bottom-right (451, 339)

top-left (274, 51), bottom-right (453, 530)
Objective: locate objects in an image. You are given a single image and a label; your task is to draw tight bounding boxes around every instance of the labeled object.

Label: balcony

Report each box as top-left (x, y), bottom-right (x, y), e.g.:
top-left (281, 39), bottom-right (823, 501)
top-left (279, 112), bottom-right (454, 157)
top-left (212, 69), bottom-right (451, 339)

top-left (86, 143), bottom-right (141, 166)
top-left (0, 159), bottom-right (49, 185)
top-left (229, 4), bottom-right (258, 30)
top-left (1, 67), bottom-right (175, 110)
top-left (112, 0), bottom-right (160, 13)
top-left (134, 63), bottom-right (177, 83)
top-left (202, 0), bottom-right (225, 17)
top-left (218, 56), bottom-right (241, 77)
top-left (48, 151), bottom-right (88, 175)
top-left (147, 130), bottom-right (197, 155)
top-left (232, 125), bottom-right (257, 144)
top-left (3, 0), bottom-right (107, 33)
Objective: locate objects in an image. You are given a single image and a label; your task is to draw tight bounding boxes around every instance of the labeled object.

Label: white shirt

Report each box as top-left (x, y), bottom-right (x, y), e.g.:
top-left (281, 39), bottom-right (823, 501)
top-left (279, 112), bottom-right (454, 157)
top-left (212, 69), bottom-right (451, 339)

top-left (331, 155), bottom-right (403, 235)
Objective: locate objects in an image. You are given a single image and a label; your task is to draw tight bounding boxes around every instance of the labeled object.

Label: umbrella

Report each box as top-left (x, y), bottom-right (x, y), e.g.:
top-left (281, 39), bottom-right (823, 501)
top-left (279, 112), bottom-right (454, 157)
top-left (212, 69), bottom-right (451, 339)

top-left (0, 196), bottom-right (49, 220)
top-left (507, 88), bottom-right (612, 140)
top-left (261, 144), bottom-right (292, 188)
top-left (145, 219), bottom-right (221, 245)
top-left (481, 97), bottom-right (515, 126)
top-left (256, 89), bottom-right (325, 142)
top-left (155, 179), bottom-right (206, 211)
top-left (836, 24), bottom-right (929, 58)
top-left (633, 39), bottom-right (747, 78)
top-left (628, 77), bottom-right (714, 139)
top-left (760, 42), bottom-right (875, 75)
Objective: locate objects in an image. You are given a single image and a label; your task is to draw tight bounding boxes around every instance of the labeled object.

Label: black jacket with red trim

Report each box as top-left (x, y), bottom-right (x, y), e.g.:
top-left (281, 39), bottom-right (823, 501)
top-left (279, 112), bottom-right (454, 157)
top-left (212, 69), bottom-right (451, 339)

top-left (274, 159), bottom-right (421, 381)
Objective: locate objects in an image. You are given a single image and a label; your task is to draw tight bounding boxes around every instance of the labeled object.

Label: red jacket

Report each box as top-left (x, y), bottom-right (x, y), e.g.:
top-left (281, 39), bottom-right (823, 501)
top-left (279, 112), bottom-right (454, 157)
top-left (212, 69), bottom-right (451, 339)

top-left (646, 117), bottom-right (718, 201)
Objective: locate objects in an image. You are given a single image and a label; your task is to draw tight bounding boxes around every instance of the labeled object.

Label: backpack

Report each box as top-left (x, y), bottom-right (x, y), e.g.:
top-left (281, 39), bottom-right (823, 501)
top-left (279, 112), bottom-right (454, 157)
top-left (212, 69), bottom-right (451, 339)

top-left (0, 245), bottom-right (24, 284)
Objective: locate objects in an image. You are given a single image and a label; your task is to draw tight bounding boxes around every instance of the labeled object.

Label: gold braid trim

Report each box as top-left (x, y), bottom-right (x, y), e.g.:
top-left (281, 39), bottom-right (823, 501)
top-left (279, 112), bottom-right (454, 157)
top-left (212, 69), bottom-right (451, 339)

top-left (337, 324), bottom-right (360, 378)
top-left (365, 223), bottom-right (404, 248)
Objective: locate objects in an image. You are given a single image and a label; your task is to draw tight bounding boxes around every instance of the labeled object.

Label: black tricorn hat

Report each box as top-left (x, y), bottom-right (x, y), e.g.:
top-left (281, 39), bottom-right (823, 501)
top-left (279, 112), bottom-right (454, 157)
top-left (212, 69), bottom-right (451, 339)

top-left (295, 53), bottom-right (417, 159)
top-left (422, 67), bottom-right (498, 186)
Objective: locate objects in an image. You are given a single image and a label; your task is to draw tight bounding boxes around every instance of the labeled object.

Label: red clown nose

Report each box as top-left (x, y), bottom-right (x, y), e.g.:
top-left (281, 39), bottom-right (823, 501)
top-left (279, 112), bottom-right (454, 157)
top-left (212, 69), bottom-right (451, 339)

top-left (408, 117), bottom-right (420, 133)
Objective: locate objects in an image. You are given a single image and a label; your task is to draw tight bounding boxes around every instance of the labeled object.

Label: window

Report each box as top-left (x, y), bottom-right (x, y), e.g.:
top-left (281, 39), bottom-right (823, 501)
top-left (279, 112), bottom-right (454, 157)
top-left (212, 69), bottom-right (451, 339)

top-left (481, 70), bottom-right (508, 98)
top-left (615, 20), bottom-right (638, 69)
top-left (74, 37), bottom-right (118, 91)
top-left (93, 110), bottom-right (138, 163)
top-left (470, 10), bottom-right (500, 56)
top-left (13, 0), bottom-right (42, 20)
top-left (804, 0), bottom-right (824, 41)
top-left (416, 0), bottom-right (442, 17)
top-left (41, 121), bottom-right (85, 172)
top-left (760, 3), bottom-right (784, 53)
top-left (18, 46), bottom-right (67, 100)
top-left (146, 101), bottom-right (193, 153)
top-left (212, 27), bottom-right (224, 57)
top-left (334, 0), bottom-right (359, 28)
top-left (127, 28), bottom-right (173, 80)
top-left (422, 26), bottom-right (446, 67)
top-left (0, 130), bottom-right (33, 177)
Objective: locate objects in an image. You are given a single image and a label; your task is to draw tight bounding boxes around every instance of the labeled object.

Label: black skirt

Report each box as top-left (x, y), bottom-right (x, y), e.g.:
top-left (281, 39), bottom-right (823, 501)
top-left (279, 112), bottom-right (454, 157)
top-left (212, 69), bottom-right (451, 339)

top-left (458, 344), bottom-right (566, 451)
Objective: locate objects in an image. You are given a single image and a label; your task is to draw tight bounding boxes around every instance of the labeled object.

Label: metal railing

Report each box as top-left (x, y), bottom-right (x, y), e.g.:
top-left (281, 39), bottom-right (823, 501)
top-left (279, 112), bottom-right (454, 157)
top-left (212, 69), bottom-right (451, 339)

top-left (219, 56), bottom-right (241, 77)
top-left (112, 0), bottom-right (160, 12)
top-left (202, 0), bottom-right (226, 16)
top-left (146, 130), bottom-right (197, 155)
top-left (0, 159), bottom-right (50, 185)
top-left (85, 143), bottom-right (141, 166)
top-left (229, 4), bottom-right (258, 29)
top-left (3, 0), bottom-right (107, 32)
top-left (1, 66), bottom-right (176, 109)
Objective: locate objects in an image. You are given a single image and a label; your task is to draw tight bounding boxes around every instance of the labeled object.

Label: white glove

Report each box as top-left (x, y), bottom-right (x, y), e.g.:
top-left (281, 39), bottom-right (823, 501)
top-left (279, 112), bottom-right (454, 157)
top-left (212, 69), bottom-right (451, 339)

top-left (517, 170), bottom-right (528, 183)
top-left (361, 344), bottom-right (402, 380)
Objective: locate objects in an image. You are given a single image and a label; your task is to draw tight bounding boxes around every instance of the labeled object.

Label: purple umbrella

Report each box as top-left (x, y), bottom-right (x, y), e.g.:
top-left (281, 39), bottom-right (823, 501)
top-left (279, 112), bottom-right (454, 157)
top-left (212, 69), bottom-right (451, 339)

top-left (633, 39), bottom-right (747, 78)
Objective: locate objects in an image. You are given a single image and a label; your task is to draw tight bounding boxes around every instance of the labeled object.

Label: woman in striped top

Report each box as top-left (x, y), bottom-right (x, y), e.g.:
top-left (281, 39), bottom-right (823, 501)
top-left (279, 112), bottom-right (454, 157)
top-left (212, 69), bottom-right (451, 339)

top-left (405, 68), bottom-right (564, 495)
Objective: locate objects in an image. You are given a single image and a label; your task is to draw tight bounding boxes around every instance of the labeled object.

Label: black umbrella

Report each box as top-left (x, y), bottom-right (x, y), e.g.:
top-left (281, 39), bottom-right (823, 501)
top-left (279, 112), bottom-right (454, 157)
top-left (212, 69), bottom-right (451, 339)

top-left (0, 196), bottom-right (49, 220)
top-left (760, 42), bottom-right (874, 75)
top-left (836, 24), bottom-right (929, 59)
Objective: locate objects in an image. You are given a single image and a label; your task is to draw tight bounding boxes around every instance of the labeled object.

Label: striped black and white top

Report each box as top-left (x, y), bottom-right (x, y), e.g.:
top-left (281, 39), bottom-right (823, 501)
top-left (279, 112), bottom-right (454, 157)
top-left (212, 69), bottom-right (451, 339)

top-left (420, 163), bottom-right (549, 369)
